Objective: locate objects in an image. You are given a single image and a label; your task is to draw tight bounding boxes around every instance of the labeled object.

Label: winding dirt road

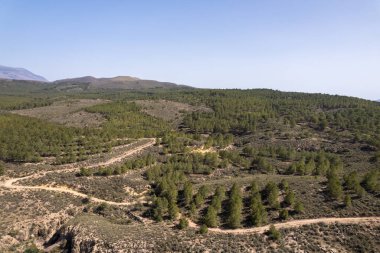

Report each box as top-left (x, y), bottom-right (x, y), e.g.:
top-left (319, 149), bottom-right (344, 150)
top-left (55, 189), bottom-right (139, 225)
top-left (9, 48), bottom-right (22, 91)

top-left (0, 138), bottom-right (156, 206)
top-left (1, 137), bottom-right (379, 235)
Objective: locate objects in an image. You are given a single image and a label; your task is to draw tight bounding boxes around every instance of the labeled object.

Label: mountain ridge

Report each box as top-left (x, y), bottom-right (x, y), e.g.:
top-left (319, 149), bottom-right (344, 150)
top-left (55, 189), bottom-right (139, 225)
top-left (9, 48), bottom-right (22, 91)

top-left (0, 65), bottom-right (47, 82)
top-left (53, 75), bottom-right (190, 90)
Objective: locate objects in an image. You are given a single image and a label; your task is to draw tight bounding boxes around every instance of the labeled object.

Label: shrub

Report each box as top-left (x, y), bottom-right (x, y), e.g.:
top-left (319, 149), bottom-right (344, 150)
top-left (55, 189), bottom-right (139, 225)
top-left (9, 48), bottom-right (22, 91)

top-left (199, 224), bottom-right (208, 234)
top-left (294, 199), bottom-right (305, 214)
top-left (344, 171), bottom-right (364, 195)
top-left (24, 244), bottom-right (42, 253)
top-left (267, 225), bottom-right (281, 240)
top-left (279, 209), bottom-right (289, 220)
top-left (94, 203), bottom-right (109, 214)
top-left (279, 179), bottom-right (289, 191)
top-left (178, 218), bottom-right (189, 229)
top-left (344, 195), bottom-right (352, 208)
top-left (362, 170), bottom-right (379, 192)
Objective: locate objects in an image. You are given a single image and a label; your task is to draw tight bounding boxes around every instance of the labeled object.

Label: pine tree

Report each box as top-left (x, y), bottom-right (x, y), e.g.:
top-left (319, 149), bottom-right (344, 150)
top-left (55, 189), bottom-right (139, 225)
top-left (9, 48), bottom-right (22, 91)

top-left (305, 159), bottom-right (316, 175)
top-left (194, 192), bottom-right (204, 207)
top-left (294, 199), bottom-right (305, 214)
top-left (327, 171), bottom-right (343, 200)
top-left (215, 185), bottom-right (226, 199)
top-left (250, 180), bottom-right (260, 195)
top-left (227, 183), bottom-right (243, 228)
top-left (183, 181), bottom-right (193, 206)
top-left (265, 181), bottom-right (280, 209)
top-left (279, 179), bottom-right (289, 192)
top-left (153, 197), bottom-right (168, 221)
top-left (250, 193), bottom-right (267, 226)
top-left (204, 205), bottom-right (218, 227)
top-left (344, 171), bottom-right (365, 197)
top-left (168, 202), bottom-right (179, 220)
top-left (362, 170), bottom-right (379, 192)
top-left (344, 195), bottom-right (352, 208)
top-left (279, 209), bottom-right (289, 220)
top-left (198, 185), bottom-right (209, 198)
top-left (284, 190), bottom-right (295, 207)
top-left (189, 202), bottom-right (197, 217)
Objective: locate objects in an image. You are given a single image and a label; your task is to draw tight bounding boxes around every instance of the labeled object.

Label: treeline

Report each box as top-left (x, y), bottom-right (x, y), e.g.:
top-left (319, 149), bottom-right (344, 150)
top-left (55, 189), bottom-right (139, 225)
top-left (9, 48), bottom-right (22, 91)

top-left (0, 114), bottom-right (99, 162)
top-left (165, 152), bottom-right (220, 175)
top-left (285, 152), bottom-right (343, 176)
top-left (0, 101), bottom-right (170, 163)
top-left (130, 89), bottom-right (380, 148)
top-left (0, 95), bottom-right (53, 110)
top-left (78, 154), bottom-right (156, 177)
top-left (327, 169), bottom-right (379, 202)
top-left (220, 144), bottom-right (344, 176)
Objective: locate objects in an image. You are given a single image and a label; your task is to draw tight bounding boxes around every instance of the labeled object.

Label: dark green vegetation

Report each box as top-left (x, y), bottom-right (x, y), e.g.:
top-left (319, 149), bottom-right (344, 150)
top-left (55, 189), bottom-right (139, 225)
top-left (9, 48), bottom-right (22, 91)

top-left (0, 79), bottom-right (379, 252)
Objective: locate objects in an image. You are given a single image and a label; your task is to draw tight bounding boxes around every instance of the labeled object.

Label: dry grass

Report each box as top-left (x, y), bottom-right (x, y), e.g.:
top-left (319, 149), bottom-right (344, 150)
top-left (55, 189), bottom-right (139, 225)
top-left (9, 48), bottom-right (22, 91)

top-left (12, 99), bottom-right (109, 127)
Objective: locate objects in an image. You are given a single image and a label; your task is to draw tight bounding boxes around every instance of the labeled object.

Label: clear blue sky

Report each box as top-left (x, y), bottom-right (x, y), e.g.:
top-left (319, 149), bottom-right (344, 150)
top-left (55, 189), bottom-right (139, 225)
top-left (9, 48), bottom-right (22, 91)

top-left (1, 0), bottom-right (379, 100)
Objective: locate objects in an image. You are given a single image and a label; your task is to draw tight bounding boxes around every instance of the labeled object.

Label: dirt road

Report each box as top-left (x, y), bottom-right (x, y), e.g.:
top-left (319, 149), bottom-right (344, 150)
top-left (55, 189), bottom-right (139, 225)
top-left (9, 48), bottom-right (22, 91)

top-left (186, 216), bottom-right (380, 234)
top-left (2, 137), bottom-right (379, 235)
top-left (0, 138), bottom-right (155, 206)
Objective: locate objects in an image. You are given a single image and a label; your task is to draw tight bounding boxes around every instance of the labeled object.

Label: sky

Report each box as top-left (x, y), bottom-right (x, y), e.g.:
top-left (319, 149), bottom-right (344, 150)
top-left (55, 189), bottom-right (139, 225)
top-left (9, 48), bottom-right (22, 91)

top-left (0, 0), bottom-right (379, 100)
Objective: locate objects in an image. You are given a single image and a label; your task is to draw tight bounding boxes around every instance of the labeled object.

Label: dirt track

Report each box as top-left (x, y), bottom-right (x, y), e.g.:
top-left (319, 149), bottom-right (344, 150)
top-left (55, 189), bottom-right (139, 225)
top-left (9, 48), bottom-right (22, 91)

top-left (1, 138), bottom-right (379, 235)
top-left (0, 138), bottom-right (155, 206)
top-left (187, 216), bottom-right (380, 234)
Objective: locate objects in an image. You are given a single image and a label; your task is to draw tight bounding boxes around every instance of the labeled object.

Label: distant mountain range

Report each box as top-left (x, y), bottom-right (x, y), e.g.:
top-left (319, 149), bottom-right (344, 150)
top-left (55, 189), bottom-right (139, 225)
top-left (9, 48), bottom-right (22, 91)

top-left (0, 65), bottom-right (47, 82)
top-left (0, 64), bottom-right (189, 91)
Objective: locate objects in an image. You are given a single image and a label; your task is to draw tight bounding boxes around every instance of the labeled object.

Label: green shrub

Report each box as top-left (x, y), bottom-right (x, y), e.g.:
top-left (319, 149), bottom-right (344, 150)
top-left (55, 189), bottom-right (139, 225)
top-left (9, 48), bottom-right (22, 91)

top-left (199, 224), bottom-right (208, 234)
top-left (24, 244), bottom-right (42, 253)
top-left (178, 218), bottom-right (189, 229)
top-left (344, 195), bottom-right (352, 208)
top-left (279, 209), bottom-right (289, 220)
top-left (294, 199), bottom-right (305, 214)
top-left (267, 225), bottom-right (281, 240)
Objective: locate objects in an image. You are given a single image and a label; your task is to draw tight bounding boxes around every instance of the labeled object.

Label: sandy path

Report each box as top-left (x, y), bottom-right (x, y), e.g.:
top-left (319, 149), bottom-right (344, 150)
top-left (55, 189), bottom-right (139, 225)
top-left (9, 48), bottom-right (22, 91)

top-left (0, 138), bottom-right (155, 206)
top-left (186, 216), bottom-right (380, 234)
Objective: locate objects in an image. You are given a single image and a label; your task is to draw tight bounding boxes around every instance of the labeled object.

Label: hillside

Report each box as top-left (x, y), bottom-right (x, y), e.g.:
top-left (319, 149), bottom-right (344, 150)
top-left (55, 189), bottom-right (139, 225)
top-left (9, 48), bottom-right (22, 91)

top-left (0, 65), bottom-right (47, 82)
top-left (0, 87), bottom-right (379, 252)
top-left (53, 75), bottom-right (190, 91)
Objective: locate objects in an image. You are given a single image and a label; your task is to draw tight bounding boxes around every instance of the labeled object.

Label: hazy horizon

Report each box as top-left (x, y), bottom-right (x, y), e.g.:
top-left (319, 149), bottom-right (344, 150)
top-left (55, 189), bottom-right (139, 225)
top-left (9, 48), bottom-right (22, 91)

top-left (1, 0), bottom-right (379, 100)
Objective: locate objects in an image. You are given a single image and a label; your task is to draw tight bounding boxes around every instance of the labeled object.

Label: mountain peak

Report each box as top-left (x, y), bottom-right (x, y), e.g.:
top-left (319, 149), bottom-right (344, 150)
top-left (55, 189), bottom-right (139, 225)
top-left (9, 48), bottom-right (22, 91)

top-left (0, 65), bottom-right (47, 82)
